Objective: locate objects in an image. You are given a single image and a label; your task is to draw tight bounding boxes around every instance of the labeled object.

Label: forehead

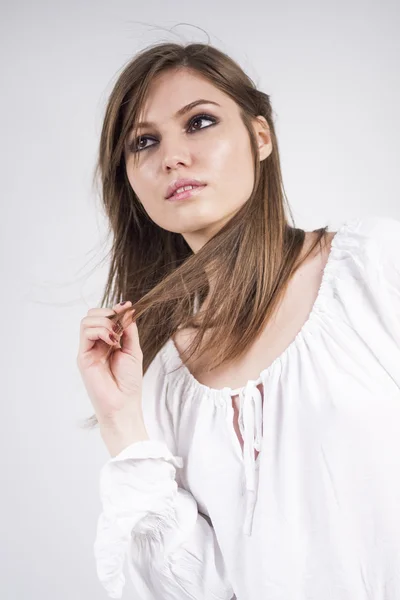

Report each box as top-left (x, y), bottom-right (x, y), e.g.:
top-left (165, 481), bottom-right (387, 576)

top-left (136, 69), bottom-right (230, 126)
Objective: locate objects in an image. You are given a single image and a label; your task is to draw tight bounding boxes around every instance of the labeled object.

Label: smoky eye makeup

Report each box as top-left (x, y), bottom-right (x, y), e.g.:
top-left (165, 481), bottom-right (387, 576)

top-left (127, 112), bottom-right (219, 154)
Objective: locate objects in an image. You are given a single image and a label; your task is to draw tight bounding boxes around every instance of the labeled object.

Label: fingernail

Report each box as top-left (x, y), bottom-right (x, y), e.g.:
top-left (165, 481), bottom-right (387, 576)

top-left (120, 301), bottom-right (127, 305)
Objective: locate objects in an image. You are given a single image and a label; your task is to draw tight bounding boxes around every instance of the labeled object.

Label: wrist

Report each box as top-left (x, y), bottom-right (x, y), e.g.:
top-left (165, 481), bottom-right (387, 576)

top-left (99, 410), bottom-right (149, 458)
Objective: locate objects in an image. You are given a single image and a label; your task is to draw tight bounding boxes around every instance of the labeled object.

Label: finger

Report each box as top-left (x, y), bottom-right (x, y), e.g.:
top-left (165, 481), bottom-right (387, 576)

top-left (81, 315), bottom-right (124, 336)
top-left (87, 307), bottom-right (117, 317)
top-left (86, 301), bottom-right (133, 329)
top-left (118, 310), bottom-right (142, 358)
top-left (112, 301), bottom-right (132, 313)
top-left (79, 325), bottom-right (121, 356)
top-left (87, 301), bottom-right (132, 317)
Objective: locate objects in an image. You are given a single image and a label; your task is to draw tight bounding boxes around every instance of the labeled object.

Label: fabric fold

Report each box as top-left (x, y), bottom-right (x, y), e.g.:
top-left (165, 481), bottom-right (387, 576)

top-left (94, 440), bottom-right (186, 597)
top-left (238, 381), bottom-right (263, 536)
top-left (94, 439), bottom-right (233, 599)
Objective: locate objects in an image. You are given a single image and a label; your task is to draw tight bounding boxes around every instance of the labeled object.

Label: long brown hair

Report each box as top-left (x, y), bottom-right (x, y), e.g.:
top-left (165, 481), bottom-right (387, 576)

top-left (81, 41), bottom-right (329, 430)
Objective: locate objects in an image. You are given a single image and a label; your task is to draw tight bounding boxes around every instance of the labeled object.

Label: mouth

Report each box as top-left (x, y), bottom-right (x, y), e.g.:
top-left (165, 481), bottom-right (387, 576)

top-left (166, 184), bottom-right (207, 202)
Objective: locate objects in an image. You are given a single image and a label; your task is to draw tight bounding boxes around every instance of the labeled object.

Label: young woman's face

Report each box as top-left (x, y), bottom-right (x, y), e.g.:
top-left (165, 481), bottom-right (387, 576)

top-left (124, 68), bottom-right (272, 253)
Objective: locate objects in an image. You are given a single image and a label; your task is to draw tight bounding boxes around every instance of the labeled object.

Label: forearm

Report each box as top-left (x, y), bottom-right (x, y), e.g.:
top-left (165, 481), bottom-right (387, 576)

top-left (99, 408), bottom-right (150, 458)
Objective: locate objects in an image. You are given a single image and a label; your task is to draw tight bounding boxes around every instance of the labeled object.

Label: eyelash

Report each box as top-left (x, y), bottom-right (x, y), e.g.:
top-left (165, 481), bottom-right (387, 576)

top-left (130, 113), bottom-right (218, 153)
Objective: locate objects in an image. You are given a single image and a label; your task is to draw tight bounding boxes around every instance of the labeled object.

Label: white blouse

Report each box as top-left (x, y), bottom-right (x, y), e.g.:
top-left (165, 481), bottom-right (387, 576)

top-left (94, 214), bottom-right (400, 599)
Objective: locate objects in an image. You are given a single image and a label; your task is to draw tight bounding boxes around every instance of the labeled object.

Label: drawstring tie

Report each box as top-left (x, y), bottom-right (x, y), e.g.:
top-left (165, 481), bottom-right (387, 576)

top-left (237, 380), bottom-right (263, 536)
top-left (193, 295), bottom-right (263, 536)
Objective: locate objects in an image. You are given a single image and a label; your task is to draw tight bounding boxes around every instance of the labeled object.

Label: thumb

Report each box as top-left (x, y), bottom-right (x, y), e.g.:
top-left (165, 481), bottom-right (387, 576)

top-left (119, 310), bottom-right (142, 357)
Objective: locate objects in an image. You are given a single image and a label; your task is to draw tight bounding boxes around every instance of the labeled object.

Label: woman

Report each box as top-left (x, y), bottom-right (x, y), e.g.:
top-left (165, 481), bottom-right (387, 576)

top-left (77, 42), bottom-right (400, 599)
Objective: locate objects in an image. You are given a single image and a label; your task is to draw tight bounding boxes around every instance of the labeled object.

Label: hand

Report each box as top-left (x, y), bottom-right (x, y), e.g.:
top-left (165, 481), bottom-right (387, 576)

top-left (76, 301), bottom-right (143, 426)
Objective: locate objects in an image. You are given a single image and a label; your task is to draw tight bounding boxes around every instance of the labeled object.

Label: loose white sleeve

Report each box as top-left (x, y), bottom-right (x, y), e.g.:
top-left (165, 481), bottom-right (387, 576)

top-left (361, 216), bottom-right (400, 331)
top-left (373, 216), bottom-right (400, 317)
top-left (93, 351), bottom-right (234, 599)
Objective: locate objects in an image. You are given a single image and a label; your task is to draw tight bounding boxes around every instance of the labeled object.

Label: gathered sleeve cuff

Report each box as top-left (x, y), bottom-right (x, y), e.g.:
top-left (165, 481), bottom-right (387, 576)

top-left (94, 440), bottom-right (234, 600)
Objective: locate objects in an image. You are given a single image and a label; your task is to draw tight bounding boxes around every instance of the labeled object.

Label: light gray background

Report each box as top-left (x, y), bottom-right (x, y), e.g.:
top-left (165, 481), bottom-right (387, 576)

top-left (1, 0), bottom-right (399, 598)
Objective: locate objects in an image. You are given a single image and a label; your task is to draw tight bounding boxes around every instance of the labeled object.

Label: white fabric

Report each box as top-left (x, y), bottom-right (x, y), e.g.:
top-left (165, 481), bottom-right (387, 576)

top-left (94, 214), bottom-right (400, 599)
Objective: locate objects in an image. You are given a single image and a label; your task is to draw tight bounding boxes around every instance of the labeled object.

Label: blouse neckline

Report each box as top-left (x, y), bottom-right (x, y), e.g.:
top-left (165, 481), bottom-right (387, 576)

top-left (165, 218), bottom-right (360, 397)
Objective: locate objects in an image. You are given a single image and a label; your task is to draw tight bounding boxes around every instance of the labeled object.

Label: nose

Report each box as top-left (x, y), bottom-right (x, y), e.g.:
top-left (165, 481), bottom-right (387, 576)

top-left (161, 135), bottom-right (192, 171)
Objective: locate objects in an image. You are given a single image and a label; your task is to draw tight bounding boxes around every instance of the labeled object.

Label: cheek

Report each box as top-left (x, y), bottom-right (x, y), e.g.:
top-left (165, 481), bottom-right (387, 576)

top-left (126, 164), bottom-right (155, 202)
top-left (205, 137), bottom-right (237, 170)
top-left (209, 130), bottom-right (253, 170)
top-left (210, 138), bottom-right (254, 199)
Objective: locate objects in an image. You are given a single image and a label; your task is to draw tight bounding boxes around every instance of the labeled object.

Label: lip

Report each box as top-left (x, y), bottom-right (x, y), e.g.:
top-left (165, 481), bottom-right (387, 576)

top-left (165, 178), bottom-right (207, 199)
top-left (166, 184), bottom-right (207, 202)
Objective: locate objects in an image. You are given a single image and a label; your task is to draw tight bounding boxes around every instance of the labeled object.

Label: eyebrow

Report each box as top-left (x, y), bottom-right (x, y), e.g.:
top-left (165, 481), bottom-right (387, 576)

top-left (134, 99), bottom-right (221, 129)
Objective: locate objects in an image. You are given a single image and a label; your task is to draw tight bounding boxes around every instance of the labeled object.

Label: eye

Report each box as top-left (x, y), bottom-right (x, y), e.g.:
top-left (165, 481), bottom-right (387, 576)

top-left (188, 114), bottom-right (217, 133)
top-left (129, 113), bottom-right (218, 153)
